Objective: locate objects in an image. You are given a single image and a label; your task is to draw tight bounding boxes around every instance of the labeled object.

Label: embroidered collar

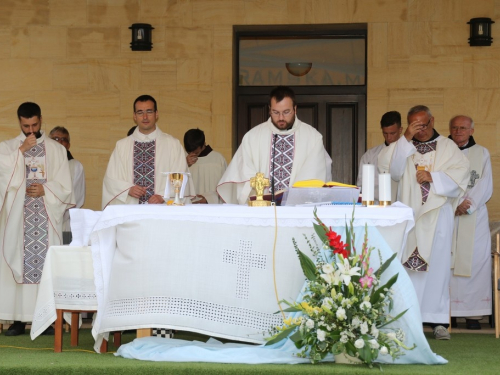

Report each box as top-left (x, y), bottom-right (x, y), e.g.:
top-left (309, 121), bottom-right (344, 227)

top-left (412, 129), bottom-right (440, 143)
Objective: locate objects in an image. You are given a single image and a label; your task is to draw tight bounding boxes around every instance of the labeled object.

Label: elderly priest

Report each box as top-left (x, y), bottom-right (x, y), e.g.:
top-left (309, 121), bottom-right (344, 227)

top-left (217, 86), bottom-right (331, 204)
top-left (449, 115), bottom-right (493, 330)
top-left (378, 105), bottom-right (469, 340)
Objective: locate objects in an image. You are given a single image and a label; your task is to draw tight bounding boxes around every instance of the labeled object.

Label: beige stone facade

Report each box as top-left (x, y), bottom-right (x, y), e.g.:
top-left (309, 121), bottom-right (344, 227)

top-left (0, 0), bottom-right (498, 217)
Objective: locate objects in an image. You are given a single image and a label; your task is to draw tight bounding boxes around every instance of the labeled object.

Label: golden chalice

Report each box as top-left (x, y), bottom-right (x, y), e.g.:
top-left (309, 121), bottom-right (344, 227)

top-left (170, 172), bottom-right (184, 206)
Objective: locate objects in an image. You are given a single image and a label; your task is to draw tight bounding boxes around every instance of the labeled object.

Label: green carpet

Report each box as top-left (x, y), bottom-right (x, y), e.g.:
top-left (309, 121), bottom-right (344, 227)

top-left (1, 330), bottom-right (500, 374)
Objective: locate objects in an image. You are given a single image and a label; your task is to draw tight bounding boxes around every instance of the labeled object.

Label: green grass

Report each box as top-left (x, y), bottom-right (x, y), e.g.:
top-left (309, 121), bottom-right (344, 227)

top-left (1, 330), bottom-right (500, 374)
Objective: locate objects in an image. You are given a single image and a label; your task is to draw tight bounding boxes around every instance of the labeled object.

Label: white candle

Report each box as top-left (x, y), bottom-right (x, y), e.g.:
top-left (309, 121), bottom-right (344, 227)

top-left (379, 173), bottom-right (392, 203)
top-left (361, 164), bottom-right (375, 204)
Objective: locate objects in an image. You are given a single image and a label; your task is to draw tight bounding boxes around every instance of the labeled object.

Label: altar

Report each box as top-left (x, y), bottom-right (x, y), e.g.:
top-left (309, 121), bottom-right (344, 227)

top-left (72, 204), bottom-right (414, 353)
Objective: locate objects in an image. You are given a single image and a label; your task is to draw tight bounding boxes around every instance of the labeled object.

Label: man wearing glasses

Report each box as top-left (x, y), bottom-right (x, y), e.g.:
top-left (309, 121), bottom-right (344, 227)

top-left (0, 102), bottom-right (74, 336)
top-left (378, 105), bottom-right (470, 340)
top-left (102, 95), bottom-right (193, 208)
top-left (217, 86), bottom-right (331, 204)
top-left (448, 115), bottom-right (492, 331)
top-left (49, 126), bottom-right (86, 243)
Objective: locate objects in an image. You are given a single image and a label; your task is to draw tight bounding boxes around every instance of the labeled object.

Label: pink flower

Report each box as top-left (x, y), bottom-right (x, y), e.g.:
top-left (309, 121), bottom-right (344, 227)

top-left (359, 268), bottom-right (374, 288)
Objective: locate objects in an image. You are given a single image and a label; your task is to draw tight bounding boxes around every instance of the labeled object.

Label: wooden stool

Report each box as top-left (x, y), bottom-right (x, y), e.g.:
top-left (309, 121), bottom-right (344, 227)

top-left (54, 310), bottom-right (121, 353)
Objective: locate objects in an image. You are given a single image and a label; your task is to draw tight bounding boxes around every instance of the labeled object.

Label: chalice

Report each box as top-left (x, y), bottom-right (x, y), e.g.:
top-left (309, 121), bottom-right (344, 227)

top-left (170, 172), bottom-right (184, 206)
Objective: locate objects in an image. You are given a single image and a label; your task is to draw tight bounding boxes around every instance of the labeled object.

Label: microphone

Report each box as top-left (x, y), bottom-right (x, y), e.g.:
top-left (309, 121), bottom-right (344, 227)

top-left (271, 133), bottom-right (277, 204)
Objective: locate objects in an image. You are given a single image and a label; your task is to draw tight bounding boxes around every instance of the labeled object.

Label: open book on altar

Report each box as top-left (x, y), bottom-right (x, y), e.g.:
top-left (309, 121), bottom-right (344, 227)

top-left (283, 180), bottom-right (360, 206)
top-left (292, 179), bottom-right (357, 188)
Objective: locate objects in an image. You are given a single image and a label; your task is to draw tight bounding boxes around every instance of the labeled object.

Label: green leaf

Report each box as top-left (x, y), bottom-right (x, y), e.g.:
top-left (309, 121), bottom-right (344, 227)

top-left (297, 249), bottom-right (317, 281)
top-left (373, 252), bottom-right (398, 276)
top-left (289, 329), bottom-right (303, 343)
top-left (265, 325), bottom-right (298, 346)
top-left (274, 306), bottom-right (302, 313)
top-left (313, 222), bottom-right (328, 244)
top-left (379, 308), bottom-right (409, 328)
top-left (371, 274), bottom-right (398, 304)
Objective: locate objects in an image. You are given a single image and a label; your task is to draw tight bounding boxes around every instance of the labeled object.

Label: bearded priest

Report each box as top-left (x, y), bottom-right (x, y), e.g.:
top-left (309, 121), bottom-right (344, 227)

top-left (0, 102), bottom-right (74, 336)
top-left (217, 86), bottom-right (331, 205)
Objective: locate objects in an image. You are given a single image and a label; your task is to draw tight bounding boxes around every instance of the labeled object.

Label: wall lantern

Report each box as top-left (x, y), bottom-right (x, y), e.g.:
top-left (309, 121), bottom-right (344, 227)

top-left (468, 18), bottom-right (494, 46)
top-left (129, 23), bottom-right (154, 51)
top-left (285, 62), bottom-right (313, 77)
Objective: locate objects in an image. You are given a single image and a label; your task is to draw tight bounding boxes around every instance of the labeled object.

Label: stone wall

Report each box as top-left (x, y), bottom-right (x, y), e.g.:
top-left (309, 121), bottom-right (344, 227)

top-left (0, 0), bottom-right (498, 216)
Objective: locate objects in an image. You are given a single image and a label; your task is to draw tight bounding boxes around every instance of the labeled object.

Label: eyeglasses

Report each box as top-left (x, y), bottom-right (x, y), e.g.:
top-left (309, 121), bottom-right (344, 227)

top-left (450, 126), bottom-right (471, 132)
top-left (422, 119), bottom-right (431, 128)
top-left (51, 137), bottom-right (69, 143)
top-left (270, 109), bottom-right (294, 118)
top-left (135, 109), bottom-right (156, 116)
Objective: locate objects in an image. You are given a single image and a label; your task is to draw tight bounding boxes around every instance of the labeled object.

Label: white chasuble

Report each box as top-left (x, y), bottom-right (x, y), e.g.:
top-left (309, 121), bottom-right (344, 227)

top-left (378, 134), bottom-right (469, 323)
top-left (0, 132), bottom-right (73, 321)
top-left (217, 118), bottom-right (330, 205)
top-left (378, 135), bottom-right (469, 267)
top-left (102, 127), bottom-right (194, 209)
top-left (451, 143), bottom-right (493, 317)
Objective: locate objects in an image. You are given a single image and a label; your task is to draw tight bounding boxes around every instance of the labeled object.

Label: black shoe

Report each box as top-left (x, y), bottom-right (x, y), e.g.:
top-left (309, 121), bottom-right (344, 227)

top-left (5, 321), bottom-right (26, 336)
top-left (466, 319), bottom-right (481, 330)
top-left (451, 317), bottom-right (458, 328)
top-left (42, 325), bottom-right (55, 335)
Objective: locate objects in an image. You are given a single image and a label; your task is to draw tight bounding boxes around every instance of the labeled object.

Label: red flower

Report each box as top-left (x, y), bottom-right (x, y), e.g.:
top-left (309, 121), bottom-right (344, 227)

top-left (325, 227), bottom-right (349, 258)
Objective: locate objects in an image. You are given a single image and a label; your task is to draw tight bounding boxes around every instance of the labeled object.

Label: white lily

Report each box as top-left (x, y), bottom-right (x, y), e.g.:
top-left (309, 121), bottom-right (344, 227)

top-left (337, 257), bottom-right (361, 285)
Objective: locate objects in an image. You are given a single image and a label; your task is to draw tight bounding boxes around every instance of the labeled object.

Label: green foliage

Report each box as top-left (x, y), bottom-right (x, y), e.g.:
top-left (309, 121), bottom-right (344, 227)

top-left (266, 207), bottom-right (413, 367)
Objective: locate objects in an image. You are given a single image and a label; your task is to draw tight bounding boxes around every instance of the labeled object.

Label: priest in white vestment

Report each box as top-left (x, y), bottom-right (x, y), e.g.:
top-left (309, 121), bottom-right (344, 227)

top-left (49, 126), bottom-right (86, 239)
top-left (217, 86), bottom-right (331, 205)
top-left (184, 128), bottom-right (227, 204)
top-left (356, 111), bottom-right (402, 202)
top-left (378, 105), bottom-right (469, 340)
top-left (103, 95), bottom-right (194, 208)
top-left (448, 115), bottom-right (492, 330)
top-left (0, 102), bottom-right (74, 336)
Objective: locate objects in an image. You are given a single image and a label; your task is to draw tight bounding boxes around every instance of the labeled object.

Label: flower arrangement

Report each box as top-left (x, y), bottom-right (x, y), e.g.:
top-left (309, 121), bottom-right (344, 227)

top-left (266, 208), bottom-right (414, 367)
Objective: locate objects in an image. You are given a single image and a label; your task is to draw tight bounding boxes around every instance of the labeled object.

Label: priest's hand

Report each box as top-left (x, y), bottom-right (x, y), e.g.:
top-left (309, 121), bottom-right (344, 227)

top-left (455, 199), bottom-right (471, 216)
top-left (192, 195), bottom-right (207, 204)
top-left (128, 185), bottom-right (147, 199)
top-left (186, 153), bottom-right (198, 167)
top-left (416, 170), bottom-right (432, 184)
top-left (26, 183), bottom-right (45, 197)
top-left (404, 119), bottom-right (427, 141)
top-left (19, 133), bottom-right (37, 153)
top-left (148, 194), bottom-right (165, 204)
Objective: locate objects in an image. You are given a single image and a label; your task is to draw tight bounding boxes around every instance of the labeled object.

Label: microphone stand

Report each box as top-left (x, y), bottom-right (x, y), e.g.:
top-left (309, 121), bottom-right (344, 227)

top-left (271, 133), bottom-right (277, 205)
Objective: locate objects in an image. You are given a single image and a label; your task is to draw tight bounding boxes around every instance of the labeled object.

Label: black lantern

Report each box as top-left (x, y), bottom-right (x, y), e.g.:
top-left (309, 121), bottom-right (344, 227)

top-left (468, 18), bottom-right (494, 46)
top-left (129, 23), bottom-right (154, 51)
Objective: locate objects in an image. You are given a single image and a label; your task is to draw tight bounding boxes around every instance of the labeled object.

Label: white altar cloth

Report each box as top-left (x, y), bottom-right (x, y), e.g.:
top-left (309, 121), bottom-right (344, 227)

top-left (78, 204), bottom-right (414, 353)
top-left (31, 246), bottom-right (97, 339)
